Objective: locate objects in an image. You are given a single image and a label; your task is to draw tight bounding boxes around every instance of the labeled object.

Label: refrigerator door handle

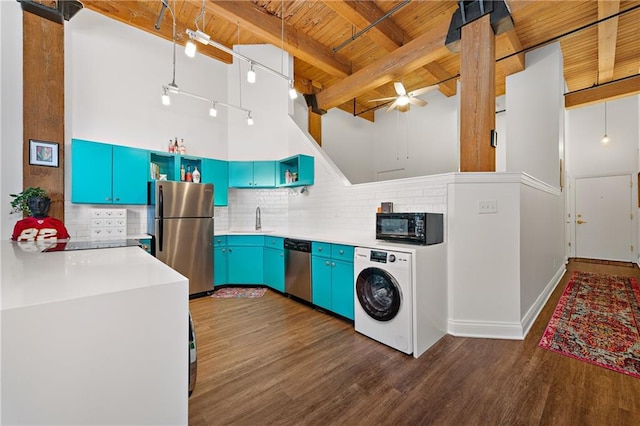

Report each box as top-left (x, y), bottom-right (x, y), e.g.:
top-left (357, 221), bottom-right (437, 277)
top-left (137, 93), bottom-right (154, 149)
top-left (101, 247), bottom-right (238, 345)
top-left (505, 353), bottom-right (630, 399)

top-left (158, 184), bottom-right (164, 252)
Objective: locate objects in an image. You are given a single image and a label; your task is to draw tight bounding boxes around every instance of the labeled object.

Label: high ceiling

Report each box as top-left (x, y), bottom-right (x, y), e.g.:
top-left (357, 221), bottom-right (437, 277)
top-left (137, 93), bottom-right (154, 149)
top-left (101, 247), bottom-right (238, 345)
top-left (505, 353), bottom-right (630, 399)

top-left (81, 0), bottom-right (640, 120)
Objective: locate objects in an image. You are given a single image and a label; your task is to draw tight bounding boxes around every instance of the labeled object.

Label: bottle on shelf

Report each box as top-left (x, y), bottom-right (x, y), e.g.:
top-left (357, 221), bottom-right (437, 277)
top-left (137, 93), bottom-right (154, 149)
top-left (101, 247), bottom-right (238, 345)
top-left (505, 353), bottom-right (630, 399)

top-left (178, 138), bottom-right (187, 155)
top-left (192, 166), bottom-right (201, 183)
top-left (168, 139), bottom-right (174, 153)
top-left (185, 165), bottom-right (193, 182)
top-left (180, 164), bottom-right (185, 181)
top-left (173, 137), bottom-right (179, 154)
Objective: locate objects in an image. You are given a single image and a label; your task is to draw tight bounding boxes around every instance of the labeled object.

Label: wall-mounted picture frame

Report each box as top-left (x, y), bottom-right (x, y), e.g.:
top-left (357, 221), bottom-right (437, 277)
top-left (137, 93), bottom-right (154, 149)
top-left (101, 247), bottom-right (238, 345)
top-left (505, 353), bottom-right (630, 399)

top-left (29, 140), bottom-right (59, 167)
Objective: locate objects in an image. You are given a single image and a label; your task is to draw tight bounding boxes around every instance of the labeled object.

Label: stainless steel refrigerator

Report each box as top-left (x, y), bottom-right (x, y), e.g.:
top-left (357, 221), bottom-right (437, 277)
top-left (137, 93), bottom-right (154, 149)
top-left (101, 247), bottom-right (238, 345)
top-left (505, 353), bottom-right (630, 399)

top-left (148, 181), bottom-right (214, 296)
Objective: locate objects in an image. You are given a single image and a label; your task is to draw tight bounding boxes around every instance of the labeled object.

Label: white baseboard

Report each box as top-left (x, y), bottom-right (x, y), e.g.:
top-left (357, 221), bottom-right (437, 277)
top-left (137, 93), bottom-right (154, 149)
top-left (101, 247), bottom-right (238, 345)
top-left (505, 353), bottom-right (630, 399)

top-left (447, 320), bottom-right (524, 340)
top-left (520, 264), bottom-right (566, 338)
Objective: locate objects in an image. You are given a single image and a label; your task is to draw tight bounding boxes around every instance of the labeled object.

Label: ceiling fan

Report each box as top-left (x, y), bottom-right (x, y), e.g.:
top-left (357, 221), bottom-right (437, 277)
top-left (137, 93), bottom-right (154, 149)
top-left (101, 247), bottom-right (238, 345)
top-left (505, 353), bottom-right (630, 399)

top-left (370, 82), bottom-right (439, 112)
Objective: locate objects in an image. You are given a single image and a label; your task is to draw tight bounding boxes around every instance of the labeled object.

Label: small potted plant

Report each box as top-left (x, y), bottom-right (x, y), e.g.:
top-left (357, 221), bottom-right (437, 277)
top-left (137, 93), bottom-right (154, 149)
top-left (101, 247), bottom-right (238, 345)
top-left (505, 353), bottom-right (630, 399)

top-left (9, 187), bottom-right (48, 216)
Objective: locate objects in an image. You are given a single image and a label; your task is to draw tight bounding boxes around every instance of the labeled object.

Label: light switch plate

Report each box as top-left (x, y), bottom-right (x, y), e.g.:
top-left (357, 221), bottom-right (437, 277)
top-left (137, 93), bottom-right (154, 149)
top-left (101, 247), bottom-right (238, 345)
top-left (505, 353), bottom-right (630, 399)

top-left (478, 200), bottom-right (498, 214)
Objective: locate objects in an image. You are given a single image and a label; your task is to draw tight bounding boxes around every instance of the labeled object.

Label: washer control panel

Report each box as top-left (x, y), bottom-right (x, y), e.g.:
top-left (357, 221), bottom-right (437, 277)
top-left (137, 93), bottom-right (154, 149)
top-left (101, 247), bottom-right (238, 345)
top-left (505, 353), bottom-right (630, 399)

top-left (369, 250), bottom-right (409, 264)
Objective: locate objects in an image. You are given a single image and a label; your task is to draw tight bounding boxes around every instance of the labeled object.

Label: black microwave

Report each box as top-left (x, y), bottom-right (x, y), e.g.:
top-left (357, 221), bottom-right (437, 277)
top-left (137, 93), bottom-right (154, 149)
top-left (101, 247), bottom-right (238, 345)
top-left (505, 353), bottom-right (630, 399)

top-left (376, 212), bottom-right (443, 245)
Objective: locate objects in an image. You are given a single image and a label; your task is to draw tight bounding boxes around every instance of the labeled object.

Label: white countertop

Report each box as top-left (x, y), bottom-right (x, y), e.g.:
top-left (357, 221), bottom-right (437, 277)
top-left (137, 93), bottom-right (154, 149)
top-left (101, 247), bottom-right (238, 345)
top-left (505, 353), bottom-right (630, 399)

top-left (218, 229), bottom-right (434, 253)
top-left (0, 239), bottom-right (187, 311)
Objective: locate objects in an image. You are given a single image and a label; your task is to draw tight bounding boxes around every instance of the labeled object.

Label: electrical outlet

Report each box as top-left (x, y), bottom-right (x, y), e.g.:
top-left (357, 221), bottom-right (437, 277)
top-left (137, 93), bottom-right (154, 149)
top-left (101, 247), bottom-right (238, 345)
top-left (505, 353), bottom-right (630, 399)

top-left (478, 200), bottom-right (497, 214)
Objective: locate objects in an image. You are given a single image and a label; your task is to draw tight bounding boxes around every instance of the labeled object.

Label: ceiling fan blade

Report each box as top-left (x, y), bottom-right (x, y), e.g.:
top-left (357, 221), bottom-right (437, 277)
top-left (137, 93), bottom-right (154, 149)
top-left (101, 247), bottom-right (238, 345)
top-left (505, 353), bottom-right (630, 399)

top-left (369, 96), bottom-right (397, 102)
top-left (408, 84), bottom-right (439, 97)
top-left (394, 82), bottom-right (407, 96)
top-left (386, 99), bottom-right (400, 112)
top-left (408, 97), bottom-right (427, 107)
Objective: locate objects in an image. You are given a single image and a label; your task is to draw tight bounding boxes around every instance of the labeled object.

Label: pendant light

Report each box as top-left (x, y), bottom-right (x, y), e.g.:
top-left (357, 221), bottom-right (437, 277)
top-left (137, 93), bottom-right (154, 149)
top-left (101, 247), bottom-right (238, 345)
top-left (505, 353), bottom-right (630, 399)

top-left (601, 102), bottom-right (610, 144)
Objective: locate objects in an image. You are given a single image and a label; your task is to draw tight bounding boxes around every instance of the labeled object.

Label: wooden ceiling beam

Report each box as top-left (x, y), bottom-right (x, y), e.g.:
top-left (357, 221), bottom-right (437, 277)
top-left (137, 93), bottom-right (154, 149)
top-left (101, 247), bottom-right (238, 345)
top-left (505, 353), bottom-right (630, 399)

top-left (498, 28), bottom-right (525, 75)
top-left (324, 0), bottom-right (457, 97)
top-left (597, 0), bottom-right (620, 84)
top-left (315, 19), bottom-right (451, 111)
top-left (200, 0), bottom-right (352, 78)
top-left (564, 74), bottom-right (640, 109)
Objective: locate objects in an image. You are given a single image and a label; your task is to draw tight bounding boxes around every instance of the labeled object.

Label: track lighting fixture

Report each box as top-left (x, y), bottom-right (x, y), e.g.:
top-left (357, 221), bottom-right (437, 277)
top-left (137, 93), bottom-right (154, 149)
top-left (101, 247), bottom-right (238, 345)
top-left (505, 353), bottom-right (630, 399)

top-left (247, 63), bottom-right (256, 84)
top-left (161, 88), bottom-right (170, 106)
top-left (185, 40), bottom-right (196, 58)
top-left (157, 1), bottom-right (252, 125)
top-left (289, 81), bottom-right (298, 100)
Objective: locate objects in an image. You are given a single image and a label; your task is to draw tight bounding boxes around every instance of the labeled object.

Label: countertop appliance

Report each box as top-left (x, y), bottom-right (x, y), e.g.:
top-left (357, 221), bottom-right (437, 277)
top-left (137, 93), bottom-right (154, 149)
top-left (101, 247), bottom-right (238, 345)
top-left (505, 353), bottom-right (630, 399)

top-left (148, 181), bottom-right (214, 296)
top-left (354, 247), bottom-right (413, 354)
top-left (284, 238), bottom-right (312, 302)
top-left (376, 212), bottom-right (443, 245)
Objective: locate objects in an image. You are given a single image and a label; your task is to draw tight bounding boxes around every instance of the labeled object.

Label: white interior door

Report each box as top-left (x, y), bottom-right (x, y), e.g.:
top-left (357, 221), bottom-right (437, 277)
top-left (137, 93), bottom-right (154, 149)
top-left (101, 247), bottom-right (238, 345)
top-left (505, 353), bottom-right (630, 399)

top-left (575, 175), bottom-right (632, 261)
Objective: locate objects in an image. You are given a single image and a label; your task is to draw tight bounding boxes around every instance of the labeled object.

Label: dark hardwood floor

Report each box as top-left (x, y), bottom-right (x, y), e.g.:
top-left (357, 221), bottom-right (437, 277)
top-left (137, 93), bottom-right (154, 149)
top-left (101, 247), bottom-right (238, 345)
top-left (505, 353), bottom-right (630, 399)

top-left (188, 260), bottom-right (640, 425)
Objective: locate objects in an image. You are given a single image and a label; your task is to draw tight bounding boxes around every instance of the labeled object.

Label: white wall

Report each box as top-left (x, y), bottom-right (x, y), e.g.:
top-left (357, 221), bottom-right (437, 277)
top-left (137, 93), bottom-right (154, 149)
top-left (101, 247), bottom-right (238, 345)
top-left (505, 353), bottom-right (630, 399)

top-left (321, 87), bottom-right (459, 184)
top-left (0, 1), bottom-right (24, 240)
top-left (506, 43), bottom-right (564, 187)
top-left (322, 108), bottom-right (375, 184)
top-left (227, 44), bottom-right (293, 161)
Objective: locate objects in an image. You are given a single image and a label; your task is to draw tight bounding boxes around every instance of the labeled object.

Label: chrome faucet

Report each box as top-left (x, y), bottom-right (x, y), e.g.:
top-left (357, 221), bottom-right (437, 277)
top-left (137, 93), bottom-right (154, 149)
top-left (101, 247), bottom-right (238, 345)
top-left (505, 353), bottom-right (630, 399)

top-left (255, 206), bottom-right (261, 231)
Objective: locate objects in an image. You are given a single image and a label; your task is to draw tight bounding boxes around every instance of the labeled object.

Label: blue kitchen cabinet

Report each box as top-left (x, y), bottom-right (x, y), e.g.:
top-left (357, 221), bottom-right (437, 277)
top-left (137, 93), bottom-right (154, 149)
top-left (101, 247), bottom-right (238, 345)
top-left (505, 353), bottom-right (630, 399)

top-left (311, 242), bottom-right (355, 320)
top-left (264, 236), bottom-right (285, 292)
top-left (331, 259), bottom-right (354, 320)
top-left (277, 154), bottom-right (314, 187)
top-left (311, 254), bottom-right (332, 311)
top-left (227, 235), bottom-right (265, 285)
top-left (201, 158), bottom-right (229, 206)
top-left (72, 139), bottom-right (148, 204)
top-left (213, 236), bottom-right (228, 286)
top-left (228, 161), bottom-right (276, 188)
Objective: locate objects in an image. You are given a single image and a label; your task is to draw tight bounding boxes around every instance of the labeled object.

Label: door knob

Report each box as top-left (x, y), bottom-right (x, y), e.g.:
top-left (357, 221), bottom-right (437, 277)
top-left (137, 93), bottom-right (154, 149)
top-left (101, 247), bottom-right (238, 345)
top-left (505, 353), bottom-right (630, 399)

top-left (577, 220), bottom-right (587, 224)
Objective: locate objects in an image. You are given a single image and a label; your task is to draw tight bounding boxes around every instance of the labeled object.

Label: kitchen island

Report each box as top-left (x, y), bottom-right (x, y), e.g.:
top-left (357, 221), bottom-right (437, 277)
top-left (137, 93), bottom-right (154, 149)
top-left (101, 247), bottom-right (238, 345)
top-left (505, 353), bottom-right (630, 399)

top-left (0, 240), bottom-right (188, 425)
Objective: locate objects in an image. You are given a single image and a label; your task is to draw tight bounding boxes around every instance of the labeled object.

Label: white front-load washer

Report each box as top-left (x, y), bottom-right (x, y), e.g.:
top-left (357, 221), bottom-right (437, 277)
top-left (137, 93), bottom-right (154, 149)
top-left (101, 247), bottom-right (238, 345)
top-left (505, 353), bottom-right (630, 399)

top-left (354, 247), bottom-right (412, 354)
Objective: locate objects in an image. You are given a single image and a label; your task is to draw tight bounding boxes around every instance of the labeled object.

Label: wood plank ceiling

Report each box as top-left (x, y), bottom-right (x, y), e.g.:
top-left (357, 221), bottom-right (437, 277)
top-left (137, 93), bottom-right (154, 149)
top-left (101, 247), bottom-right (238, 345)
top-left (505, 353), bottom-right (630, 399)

top-left (81, 0), bottom-right (640, 120)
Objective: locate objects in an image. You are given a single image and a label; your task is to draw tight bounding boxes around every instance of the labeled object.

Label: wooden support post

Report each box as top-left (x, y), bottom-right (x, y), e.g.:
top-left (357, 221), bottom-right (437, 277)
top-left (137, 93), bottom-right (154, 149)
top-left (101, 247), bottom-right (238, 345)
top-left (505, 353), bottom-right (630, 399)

top-left (308, 107), bottom-right (322, 146)
top-left (23, 11), bottom-right (65, 221)
top-left (460, 14), bottom-right (495, 172)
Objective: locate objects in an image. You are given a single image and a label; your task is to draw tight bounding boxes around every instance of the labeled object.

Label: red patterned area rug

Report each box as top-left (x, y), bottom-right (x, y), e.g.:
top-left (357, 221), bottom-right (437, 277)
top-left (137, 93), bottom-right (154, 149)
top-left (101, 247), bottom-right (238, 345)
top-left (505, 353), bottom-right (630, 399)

top-left (539, 271), bottom-right (640, 378)
top-left (211, 287), bottom-right (267, 299)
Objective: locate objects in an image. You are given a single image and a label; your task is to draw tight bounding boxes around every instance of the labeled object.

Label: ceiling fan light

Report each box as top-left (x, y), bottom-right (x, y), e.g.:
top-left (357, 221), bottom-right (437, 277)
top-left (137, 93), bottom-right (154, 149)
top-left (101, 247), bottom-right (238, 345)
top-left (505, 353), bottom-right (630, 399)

top-left (185, 40), bottom-right (197, 58)
top-left (396, 95), bottom-right (410, 107)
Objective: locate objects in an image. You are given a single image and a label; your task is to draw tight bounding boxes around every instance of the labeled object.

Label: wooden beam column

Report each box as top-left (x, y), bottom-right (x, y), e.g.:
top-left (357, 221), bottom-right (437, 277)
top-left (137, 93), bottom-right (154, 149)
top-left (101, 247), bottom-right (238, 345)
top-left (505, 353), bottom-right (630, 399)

top-left (308, 108), bottom-right (322, 146)
top-left (460, 14), bottom-right (495, 172)
top-left (23, 11), bottom-right (65, 221)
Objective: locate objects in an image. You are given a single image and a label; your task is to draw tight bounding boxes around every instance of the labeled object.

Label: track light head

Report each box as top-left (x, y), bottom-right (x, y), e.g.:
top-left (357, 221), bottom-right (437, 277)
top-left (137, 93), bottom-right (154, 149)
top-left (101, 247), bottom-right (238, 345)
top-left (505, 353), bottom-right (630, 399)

top-left (247, 63), bottom-right (256, 84)
top-left (161, 88), bottom-right (170, 106)
top-left (288, 80), bottom-right (298, 100)
top-left (209, 103), bottom-right (217, 117)
top-left (247, 112), bottom-right (254, 126)
top-left (185, 40), bottom-right (197, 58)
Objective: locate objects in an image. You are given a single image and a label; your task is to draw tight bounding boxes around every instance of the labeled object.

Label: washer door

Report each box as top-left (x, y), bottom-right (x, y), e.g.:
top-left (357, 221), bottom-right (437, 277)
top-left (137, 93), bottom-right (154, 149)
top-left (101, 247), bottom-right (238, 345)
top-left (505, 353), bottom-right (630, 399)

top-left (356, 267), bottom-right (402, 322)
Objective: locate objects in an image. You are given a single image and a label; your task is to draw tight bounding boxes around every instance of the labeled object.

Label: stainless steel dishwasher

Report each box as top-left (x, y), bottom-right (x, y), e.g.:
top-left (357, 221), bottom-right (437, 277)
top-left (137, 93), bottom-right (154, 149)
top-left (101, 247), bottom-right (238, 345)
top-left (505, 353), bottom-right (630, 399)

top-left (284, 238), bottom-right (312, 302)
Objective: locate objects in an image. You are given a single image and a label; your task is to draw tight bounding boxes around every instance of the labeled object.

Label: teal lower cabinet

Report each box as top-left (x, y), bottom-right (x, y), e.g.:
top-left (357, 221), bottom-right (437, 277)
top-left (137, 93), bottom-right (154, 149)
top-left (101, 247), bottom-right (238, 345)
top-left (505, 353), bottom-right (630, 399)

top-left (226, 235), bottom-right (265, 285)
top-left (330, 259), bottom-right (354, 320)
top-left (311, 255), bottom-right (333, 310)
top-left (213, 236), bottom-right (228, 286)
top-left (264, 237), bottom-right (285, 292)
top-left (311, 243), bottom-right (355, 320)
